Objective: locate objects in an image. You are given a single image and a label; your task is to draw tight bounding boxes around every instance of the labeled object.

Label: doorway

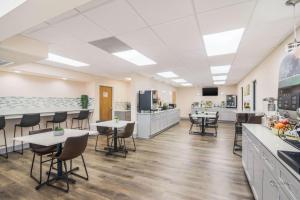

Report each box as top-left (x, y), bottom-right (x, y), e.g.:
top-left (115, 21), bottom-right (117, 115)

top-left (99, 86), bottom-right (113, 121)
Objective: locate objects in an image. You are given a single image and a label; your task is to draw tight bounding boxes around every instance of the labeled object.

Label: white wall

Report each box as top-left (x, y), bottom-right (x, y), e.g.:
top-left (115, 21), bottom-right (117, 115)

top-left (237, 31), bottom-right (296, 112)
top-left (176, 85), bottom-right (237, 117)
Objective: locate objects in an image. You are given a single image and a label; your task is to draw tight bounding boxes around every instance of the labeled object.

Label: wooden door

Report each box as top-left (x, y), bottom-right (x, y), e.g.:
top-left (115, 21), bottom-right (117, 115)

top-left (99, 86), bottom-right (112, 121)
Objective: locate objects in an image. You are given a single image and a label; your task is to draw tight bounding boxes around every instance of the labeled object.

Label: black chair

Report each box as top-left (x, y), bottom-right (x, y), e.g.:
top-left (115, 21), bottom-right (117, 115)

top-left (0, 116), bottom-right (8, 159)
top-left (247, 115), bottom-right (263, 124)
top-left (46, 112), bottom-right (68, 129)
top-left (205, 113), bottom-right (219, 137)
top-left (117, 122), bottom-right (136, 157)
top-left (29, 128), bottom-right (56, 189)
top-left (188, 113), bottom-right (201, 134)
top-left (233, 113), bottom-right (249, 156)
top-left (13, 113), bottom-right (41, 155)
top-left (95, 120), bottom-right (113, 152)
top-left (47, 134), bottom-right (89, 193)
top-left (71, 110), bottom-right (90, 130)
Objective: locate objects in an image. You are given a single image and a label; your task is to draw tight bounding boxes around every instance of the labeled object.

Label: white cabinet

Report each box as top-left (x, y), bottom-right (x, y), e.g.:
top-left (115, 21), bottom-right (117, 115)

top-left (137, 109), bottom-right (180, 139)
top-left (243, 126), bottom-right (300, 200)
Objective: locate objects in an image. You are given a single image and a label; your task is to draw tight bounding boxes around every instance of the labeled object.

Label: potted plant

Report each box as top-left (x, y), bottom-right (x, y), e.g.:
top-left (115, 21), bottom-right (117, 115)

top-left (114, 116), bottom-right (119, 123)
top-left (162, 103), bottom-right (168, 110)
top-left (81, 95), bottom-right (89, 109)
top-left (53, 127), bottom-right (64, 136)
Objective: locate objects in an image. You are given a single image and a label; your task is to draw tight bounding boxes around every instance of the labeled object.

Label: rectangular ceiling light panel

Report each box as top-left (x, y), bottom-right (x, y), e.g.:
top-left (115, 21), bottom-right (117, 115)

top-left (181, 83), bottom-right (192, 86)
top-left (203, 28), bottom-right (244, 56)
top-left (112, 50), bottom-right (156, 66)
top-left (172, 79), bottom-right (187, 83)
top-left (212, 75), bottom-right (227, 81)
top-left (214, 81), bottom-right (226, 85)
top-left (0, 0), bottom-right (26, 18)
top-left (46, 53), bottom-right (89, 67)
top-left (210, 65), bottom-right (231, 74)
top-left (157, 71), bottom-right (178, 78)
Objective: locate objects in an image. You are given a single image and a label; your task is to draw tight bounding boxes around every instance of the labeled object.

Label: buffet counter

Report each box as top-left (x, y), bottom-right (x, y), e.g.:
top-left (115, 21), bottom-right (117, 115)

top-left (137, 109), bottom-right (180, 139)
top-left (242, 124), bottom-right (300, 200)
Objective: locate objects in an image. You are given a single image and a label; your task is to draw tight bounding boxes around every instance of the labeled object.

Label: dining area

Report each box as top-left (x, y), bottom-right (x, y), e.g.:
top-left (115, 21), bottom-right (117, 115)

top-left (188, 111), bottom-right (219, 136)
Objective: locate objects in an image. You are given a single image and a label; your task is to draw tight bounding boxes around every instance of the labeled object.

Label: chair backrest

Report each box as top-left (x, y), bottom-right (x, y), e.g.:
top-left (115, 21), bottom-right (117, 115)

top-left (247, 115), bottom-right (262, 124)
top-left (119, 123), bottom-right (135, 138)
top-left (236, 113), bottom-right (248, 123)
top-left (96, 120), bottom-right (111, 134)
top-left (0, 116), bottom-right (5, 130)
top-left (78, 110), bottom-right (89, 120)
top-left (20, 113), bottom-right (40, 127)
top-left (29, 128), bottom-right (53, 149)
top-left (53, 112), bottom-right (68, 123)
top-left (59, 134), bottom-right (89, 161)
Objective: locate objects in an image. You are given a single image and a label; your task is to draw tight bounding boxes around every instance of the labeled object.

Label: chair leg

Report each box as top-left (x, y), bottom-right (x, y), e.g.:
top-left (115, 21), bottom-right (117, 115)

top-left (13, 126), bottom-right (16, 152)
top-left (87, 118), bottom-right (90, 130)
top-left (132, 136), bottom-right (136, 152)
top-left (30, 153), bottom-right (36, 178)
top-left (47, 158), bottom-right (54, 182)
top-left (65, 120), bottom-right (68, 128)
top-left (46, 122), bottom-right (49, 128)
top-left (20, 128), bottom-right (23, 155)
top-left (0, 129), bottom-right (8, 159)
top-left (95, 134), bottom-right (100, 151)
top-left (63, 161), bottom-right (70, 193)
top-left (123, 139), bottom-right (127, 158)
top-left (71, 119), bottom-right (74, 129)
top-left (189, 123), bottom-right (193, 134)
top-left (81, 154), bottom-right (89, 180)
top-left (78, 120), bottom-right (80, 130)
top-left (38, 124), bottom-right (40, 129)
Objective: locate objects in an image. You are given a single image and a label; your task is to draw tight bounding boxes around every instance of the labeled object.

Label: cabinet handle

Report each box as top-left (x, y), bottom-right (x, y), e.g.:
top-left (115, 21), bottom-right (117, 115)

top-left (269, 180), bottom-right (277, 188)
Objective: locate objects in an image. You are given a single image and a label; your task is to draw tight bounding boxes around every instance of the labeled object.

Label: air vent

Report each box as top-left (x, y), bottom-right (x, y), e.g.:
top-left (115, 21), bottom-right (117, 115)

top-left (286, 41), bottom-right (300, 52)
top-left (0, 59), bottom-right (14, 66)
top-left (89, 37), bottom-right (131, 53)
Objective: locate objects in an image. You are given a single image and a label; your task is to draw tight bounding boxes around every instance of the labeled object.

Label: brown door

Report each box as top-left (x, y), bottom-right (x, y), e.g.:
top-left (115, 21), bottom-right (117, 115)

top-left (99, 86), bottom-right (112, 121)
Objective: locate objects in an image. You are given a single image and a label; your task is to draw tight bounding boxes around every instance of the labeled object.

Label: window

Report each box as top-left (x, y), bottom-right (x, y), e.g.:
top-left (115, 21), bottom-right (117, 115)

top-left (253, 80), bottom-right (257, 111)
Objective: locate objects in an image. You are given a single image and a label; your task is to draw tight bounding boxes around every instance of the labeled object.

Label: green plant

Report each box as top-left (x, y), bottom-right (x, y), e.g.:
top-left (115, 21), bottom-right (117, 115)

top-left (55, 127), bottom-right (64, 131)
top-left (162, 103), bottom-right (168, 110)
top-left (81, 94), bottom-right (89, 109)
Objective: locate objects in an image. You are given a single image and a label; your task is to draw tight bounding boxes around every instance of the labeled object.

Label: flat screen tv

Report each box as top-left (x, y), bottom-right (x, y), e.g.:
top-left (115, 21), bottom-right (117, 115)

top-left (202, 87), bottom-right (218, 96)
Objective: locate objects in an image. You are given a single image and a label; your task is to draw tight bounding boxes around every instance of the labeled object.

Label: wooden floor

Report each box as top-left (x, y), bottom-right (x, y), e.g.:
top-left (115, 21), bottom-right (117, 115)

top-left (0, 120), bottom-right (253, 200)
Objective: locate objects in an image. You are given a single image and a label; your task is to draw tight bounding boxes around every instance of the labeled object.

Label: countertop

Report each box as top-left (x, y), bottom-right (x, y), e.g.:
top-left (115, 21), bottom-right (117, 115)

top-left (114, 110), bottom-right (131, 112)
top-left (1, 108), bottom-right (94, 119)
top-left (243, 123), bottom-right (300, 181)
top-left (138, 108), bottom-right (180, 115)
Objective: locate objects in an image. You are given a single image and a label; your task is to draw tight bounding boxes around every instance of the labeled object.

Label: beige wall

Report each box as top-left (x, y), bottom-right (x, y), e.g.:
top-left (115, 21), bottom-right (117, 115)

top-left (237, 32), bottom-right (296, 113)
top-left (176, 85), bottom-right (237, 117)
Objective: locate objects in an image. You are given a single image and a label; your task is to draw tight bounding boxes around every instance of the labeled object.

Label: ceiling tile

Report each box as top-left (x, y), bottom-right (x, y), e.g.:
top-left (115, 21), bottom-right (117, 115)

top-left (82, 0), bottom-right (147, 35)
top-left (193, 0), bottom-right (251, 13)
top-left (128, 0), bottom-right (193, 25)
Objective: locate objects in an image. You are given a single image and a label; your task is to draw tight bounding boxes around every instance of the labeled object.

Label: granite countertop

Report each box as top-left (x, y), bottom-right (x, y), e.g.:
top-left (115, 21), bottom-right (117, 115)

top-left (243, 123), bottom-right (300, 181)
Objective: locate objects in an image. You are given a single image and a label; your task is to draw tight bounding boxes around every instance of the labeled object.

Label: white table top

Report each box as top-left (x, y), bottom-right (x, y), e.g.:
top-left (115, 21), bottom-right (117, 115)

top-left (14, 129), bottom-right (89, 146)
top-left (90, 120), bottom-right (132, 128)
top-left (192, 113), bottom-right (216, 118)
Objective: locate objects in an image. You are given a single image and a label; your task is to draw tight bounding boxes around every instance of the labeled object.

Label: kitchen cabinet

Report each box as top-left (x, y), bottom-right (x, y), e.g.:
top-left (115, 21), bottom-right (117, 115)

top-left (114, 110), bottom-right (131, 121)
top-left (137, 109), bottom-right (180, 139)
top-left (242, 124), bottom-right (300, 200)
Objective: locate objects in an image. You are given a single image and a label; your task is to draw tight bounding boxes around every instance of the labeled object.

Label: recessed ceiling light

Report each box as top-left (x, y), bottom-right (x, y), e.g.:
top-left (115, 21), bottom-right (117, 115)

top-left (14, 70), bottom-right (21, 73)
top-left (210, 65), bottom-right (231, 74)
top-left (181, 83), bottom-right (192, 87)
top-left (212, 75), bottom-right (227, 81)
top-left (125, 77), bottom-right (132, 81)
top-left (0, 0), bottom-right (27, 18)
top-left (61, 77), bottom-right (68, 80)
top-left (112, 50), bottom-right (156, 66)
top-left (203, 28), bottom-right (245, 56)
top-left (46, 53), bottom-right (89, 67)
top-left (157, 71), bottom-right (178, 78)
top-left (172, 79), bottom-right (187, 83)
top-left (214, 81), bottom-right (226, 85)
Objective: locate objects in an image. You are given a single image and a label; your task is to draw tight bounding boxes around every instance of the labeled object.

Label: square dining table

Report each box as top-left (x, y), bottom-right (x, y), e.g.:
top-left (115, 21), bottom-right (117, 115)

top-left (191, 113), bottom-right (216, 134)
top-left (14, 129), bottom-right (89, 189)
top-left (90, 120), bottom-right (131, 155)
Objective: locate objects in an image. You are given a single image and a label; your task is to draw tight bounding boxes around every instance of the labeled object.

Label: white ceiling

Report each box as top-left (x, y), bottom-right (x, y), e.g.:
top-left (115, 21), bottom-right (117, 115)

top-left (20, 0), bottom-right (300, 86)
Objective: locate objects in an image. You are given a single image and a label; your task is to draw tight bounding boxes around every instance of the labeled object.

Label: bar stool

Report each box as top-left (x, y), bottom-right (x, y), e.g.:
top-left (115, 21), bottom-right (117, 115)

top-left (0, 116), bottom-right (8, 159)
top-left (233, 113), bottom-right (248, 156)
top-left (13, 113), bottom-right (41, 155)
top-left (46, 112), bottom-right (68, 129)
top-left (71, 110), bottom-right (90, 130)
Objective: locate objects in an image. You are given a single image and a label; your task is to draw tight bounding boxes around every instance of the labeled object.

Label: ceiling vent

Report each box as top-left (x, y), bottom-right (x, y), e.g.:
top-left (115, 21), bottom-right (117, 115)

top-left (0, 58), bottom-right (14, 67)
top-left (89, 37), bottom-right (131, 53)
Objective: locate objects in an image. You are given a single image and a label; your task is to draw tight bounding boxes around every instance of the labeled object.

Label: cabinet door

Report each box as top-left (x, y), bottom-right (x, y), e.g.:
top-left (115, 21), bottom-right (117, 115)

top-left (262, 167), bottom-right (280, 200)
top-left (247, 139), bottom-right (254, 184)
top-left (253, 143), bottom-right (263, 200)
top-left (242, 130), bottom-right (248, 169)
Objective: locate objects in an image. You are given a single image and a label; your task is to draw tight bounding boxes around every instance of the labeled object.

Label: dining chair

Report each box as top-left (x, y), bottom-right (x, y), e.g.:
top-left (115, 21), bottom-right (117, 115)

top-left (117, 122), bottom-right (136, 157)
top-left (0, 116), bottom-right (8, 159)
top-left (46, 112), bottom-right (68, 129)
top-left (13, 113), bottom-right (41, 155)
top-left (47, 134), bottom-right (89, 193)
top-left (205, 112), bottom-right (219, 137)
top-left (29, 128), bottom-right (56, 189)
top-left (94, 120), bottom-right (113, 152)
top-left (188, 113), bottom-right (201, 134)
top-left (71, 110), bottom-right (90, 130)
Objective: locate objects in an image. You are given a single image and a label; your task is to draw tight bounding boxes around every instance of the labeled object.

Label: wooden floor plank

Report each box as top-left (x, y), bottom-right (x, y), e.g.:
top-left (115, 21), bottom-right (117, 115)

top-left (0, 120), bottom-right (253, 200)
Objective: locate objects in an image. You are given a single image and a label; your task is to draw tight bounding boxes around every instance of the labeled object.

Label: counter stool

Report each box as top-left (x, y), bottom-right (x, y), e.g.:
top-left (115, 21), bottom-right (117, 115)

top-left (0, 116), bottom-right (8, 159)
top-left (46, 112), bottom-right (68, 129)
top-left (233, 113), bottom-right (248, 156)
top-left (71, 110), bottom-right (90, 130)
top-left (13, 113), bottom-right (41, 155)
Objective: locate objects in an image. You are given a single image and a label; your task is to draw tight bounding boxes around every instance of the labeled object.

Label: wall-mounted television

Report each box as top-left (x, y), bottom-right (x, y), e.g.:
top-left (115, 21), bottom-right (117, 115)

top-left (202, 87), bottom-right (218, 96)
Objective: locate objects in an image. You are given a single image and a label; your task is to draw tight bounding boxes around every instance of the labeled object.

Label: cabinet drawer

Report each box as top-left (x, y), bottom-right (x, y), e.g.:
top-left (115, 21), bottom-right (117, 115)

top-left (278, 164), bottom-right (300, 200)
top-left (262, 148), bottom-right (277, 176)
